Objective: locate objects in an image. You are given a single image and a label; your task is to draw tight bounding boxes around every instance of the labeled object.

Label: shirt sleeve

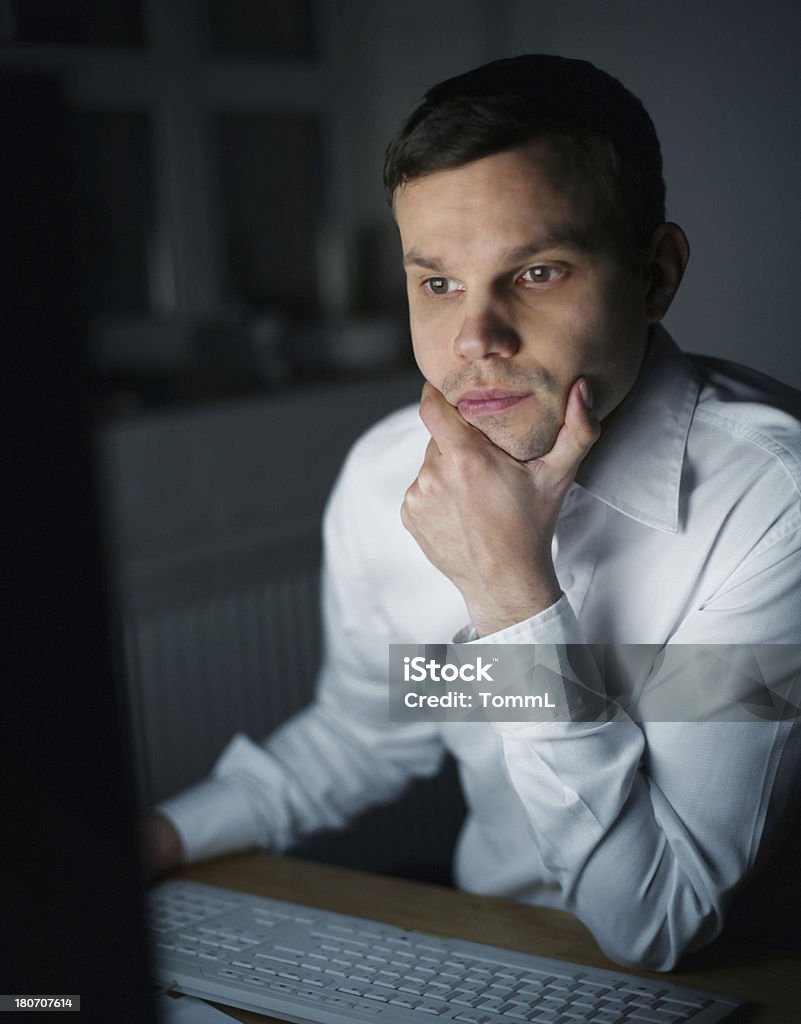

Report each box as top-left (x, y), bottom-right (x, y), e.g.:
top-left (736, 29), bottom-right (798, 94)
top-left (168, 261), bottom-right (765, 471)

top-left (158, 446), bottom-right (445, 864)
top-left (470, 528), bottom-right (801, 971)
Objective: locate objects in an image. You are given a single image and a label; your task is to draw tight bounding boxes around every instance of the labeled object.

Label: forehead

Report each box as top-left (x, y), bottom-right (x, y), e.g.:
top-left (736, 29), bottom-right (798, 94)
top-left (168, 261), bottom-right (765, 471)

top-left (393, 141), bottom-right (603, 256)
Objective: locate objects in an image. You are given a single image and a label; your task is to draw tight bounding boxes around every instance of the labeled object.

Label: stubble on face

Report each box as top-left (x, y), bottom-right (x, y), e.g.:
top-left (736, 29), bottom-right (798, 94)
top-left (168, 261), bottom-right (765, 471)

top-left (439, 362), bottom-right (562, 462)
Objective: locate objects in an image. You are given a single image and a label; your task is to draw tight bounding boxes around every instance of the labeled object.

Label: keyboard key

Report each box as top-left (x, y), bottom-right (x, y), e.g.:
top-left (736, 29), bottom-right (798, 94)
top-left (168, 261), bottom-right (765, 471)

top-left (474, 996), bottom-right (504, 1010)
top-left (660, 997), bottom-right (705, 1012)
top-left (599, 995), bottom-right (629, 1010)
top-left (652, 1009), bottom-right (690, 1022)
top-left (267, 981), bottom-right (300, 995)
top-left (256, 952), bottom-right (301, 966)
top-left (619, 985), bottom-right (667, 999)
top-left (516, 983), bottom-right (545, 996)
top-left (450, 994), bottom-right (482, 1008)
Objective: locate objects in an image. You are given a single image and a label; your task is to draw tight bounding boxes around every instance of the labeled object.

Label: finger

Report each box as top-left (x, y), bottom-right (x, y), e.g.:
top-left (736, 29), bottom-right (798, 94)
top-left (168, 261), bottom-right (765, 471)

top-left (415, 439), bottom-right (441, 493)
top-left (538, 377), bottom-right (600, 478)
top-left (419, 381), bottom-right (482, 452)
top-left (421, 436), bottom-right (440, 466)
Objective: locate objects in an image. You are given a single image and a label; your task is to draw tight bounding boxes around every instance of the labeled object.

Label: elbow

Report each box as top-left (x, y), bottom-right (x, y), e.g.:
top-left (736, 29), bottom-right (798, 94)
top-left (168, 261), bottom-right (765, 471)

top-left (598, 939), bottom-right (683, 974)
top-left (587, 894), bottom-right (724, 973)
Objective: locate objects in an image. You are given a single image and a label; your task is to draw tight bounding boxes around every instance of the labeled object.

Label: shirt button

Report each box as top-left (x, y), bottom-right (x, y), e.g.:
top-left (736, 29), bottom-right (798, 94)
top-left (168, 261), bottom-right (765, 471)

top-left (561, 571), bottom-right (575, 591)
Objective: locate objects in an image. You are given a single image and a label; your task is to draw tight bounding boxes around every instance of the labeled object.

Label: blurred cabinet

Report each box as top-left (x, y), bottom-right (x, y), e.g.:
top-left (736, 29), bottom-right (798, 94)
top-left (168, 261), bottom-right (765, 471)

top-left (1, 0), bottom-right (385, 396)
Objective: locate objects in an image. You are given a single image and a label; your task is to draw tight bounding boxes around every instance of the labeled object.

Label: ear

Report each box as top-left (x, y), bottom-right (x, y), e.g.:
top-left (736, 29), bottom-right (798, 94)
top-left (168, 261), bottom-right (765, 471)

top-left (644, 223), bottom-right (690, 323)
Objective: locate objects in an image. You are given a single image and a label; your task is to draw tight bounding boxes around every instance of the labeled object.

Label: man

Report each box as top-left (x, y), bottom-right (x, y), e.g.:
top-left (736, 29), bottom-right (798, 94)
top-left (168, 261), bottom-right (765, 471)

top-left (146, 55), bottom-right (801, 970)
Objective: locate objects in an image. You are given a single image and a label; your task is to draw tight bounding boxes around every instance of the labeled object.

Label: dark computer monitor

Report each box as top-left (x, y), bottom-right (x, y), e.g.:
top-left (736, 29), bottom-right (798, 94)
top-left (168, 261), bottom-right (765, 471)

top-left (2, 70), bottom-right (156, 1021)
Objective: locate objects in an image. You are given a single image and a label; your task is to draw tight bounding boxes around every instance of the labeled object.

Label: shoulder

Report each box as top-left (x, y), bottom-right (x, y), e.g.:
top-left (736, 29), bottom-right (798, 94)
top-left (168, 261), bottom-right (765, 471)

top-left (688, 354), bottom-right (801, 499)
top-left (338, 402), bottom-right (428, 487)
top-left (325, 403), bottom-right (428, 524)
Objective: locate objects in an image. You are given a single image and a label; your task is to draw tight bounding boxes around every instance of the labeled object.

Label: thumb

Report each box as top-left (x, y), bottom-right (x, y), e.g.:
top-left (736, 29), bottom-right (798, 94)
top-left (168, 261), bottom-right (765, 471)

top-left (537, 378), bottom-right (600, 479)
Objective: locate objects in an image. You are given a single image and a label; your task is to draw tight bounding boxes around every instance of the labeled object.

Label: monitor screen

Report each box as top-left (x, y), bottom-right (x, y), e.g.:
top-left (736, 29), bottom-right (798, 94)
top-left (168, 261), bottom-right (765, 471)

top-left (2, 70), bottom-right (156, 1021)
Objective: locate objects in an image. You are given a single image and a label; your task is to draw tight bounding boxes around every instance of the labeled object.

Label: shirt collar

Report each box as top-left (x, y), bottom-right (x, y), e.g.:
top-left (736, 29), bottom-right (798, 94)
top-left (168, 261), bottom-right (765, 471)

top-left (575, 325), bottom-right (701, 534)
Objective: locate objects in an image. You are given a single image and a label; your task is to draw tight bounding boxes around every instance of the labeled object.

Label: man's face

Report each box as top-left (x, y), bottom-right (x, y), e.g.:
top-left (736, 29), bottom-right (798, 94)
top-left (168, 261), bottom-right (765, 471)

top-left (395, 141), bottom-right (651, 461)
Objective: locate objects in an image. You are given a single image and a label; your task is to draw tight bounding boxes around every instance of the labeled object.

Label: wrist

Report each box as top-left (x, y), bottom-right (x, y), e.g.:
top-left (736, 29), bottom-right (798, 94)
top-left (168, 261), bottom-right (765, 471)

top-left (141, 813), bottom-right (186, 882)
top-left (467, 577), bottom-right (561, 638)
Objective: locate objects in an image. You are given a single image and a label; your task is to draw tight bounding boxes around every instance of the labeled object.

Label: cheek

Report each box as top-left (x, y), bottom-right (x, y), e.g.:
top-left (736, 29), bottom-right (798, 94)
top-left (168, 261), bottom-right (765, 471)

top-left (563, 280), bottom-right (641, 356)
top-left (409, 308), bottom-right (451, 380)
top-left (410, 325), bottom-right (440, 383)
top-left (568, 286), bottom-right (647, 413)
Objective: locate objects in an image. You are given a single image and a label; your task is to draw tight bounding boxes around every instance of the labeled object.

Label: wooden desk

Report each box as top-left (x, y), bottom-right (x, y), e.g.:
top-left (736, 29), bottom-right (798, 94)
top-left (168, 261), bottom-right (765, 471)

top-left (173, 853), bottom-right (800, 1024)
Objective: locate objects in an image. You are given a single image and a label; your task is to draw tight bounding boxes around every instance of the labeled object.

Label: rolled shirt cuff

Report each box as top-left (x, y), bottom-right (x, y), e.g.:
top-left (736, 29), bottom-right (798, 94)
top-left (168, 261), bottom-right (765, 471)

top-left (452, 595), bottom-right (609, 733)
top-left (156, 733), bottom-right (286, 863)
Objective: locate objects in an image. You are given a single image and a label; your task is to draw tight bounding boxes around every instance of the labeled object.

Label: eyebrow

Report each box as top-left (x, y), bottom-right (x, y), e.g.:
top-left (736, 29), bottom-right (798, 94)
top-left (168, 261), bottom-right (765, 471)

top-left (402, 230), bottom-right (596, 272)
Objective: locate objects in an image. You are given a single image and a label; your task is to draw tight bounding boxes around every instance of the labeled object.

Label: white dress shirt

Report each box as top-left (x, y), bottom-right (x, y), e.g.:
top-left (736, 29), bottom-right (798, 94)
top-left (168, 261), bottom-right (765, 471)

top-left (161, 327), bottom-right (801, 970)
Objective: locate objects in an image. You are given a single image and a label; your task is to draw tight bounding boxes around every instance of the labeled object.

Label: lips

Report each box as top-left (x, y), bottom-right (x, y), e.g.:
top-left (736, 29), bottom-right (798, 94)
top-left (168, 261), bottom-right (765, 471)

top-left (456, 387), bottom-right (532, 419)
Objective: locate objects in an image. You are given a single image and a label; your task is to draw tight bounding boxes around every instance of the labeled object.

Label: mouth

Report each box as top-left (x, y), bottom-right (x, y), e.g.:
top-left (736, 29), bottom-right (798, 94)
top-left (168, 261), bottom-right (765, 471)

top-left (455, 387), bottom-right (532, 419)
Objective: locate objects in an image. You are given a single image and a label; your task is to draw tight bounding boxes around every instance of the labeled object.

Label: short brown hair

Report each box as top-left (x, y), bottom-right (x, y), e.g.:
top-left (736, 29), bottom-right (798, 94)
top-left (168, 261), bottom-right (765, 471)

top-left (383, 55), bottom-right (666, 264)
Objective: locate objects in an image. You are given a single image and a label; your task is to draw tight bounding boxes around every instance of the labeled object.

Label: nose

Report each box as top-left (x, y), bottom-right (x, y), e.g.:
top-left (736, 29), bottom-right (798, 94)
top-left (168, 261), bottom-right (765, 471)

top-left (453, 309), bottom-right (520, 361)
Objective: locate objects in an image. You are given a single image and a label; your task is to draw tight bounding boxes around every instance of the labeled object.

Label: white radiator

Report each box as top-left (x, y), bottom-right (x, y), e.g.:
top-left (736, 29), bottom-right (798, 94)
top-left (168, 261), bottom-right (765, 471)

top-left (119, 558), bottom-right (464, 881)
top-left (123, 562), bottom-right (322, 807)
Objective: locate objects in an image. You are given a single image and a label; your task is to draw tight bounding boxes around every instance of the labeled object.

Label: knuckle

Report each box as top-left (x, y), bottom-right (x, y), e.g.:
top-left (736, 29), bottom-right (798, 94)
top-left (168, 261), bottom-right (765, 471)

top-left (447, 442), bottom-right (480, 475)
top-left (416, 466), bottom-right (432, 492)
top-left (576, 419), bottom-right (600, 451)
top-left (400, 493), bottom-right (416, 530)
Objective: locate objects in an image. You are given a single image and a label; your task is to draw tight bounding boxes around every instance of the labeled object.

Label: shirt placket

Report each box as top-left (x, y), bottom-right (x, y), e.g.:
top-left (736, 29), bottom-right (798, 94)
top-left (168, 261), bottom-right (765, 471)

top-left (552, 486), bottom-right (602, 621)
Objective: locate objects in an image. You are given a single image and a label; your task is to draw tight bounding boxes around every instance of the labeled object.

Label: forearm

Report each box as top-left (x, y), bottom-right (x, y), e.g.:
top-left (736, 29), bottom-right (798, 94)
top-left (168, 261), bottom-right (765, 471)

top-left (500, 716), bottom-right (798, 970)
top-left (157, 693), bottom-right (444, 866)
top-left (471, 601), bottom-right (799, 969)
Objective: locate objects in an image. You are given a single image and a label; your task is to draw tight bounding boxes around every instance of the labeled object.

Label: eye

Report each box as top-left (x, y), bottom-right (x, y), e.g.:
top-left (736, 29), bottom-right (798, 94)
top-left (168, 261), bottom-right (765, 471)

top-left (422, 276), bottom-right (462, 296)
top-left (518, 265), bottom-right (565, 286)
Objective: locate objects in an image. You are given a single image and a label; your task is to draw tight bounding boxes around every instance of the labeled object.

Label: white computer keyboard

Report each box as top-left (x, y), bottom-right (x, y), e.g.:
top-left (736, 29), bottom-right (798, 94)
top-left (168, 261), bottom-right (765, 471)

top-left (150, 880), bottom-right (744, 1024)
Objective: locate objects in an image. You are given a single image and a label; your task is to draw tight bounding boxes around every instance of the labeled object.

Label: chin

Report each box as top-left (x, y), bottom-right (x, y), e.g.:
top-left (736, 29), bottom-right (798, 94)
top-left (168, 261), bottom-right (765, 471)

top-left (477, 417), bottom-right (560, 462)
